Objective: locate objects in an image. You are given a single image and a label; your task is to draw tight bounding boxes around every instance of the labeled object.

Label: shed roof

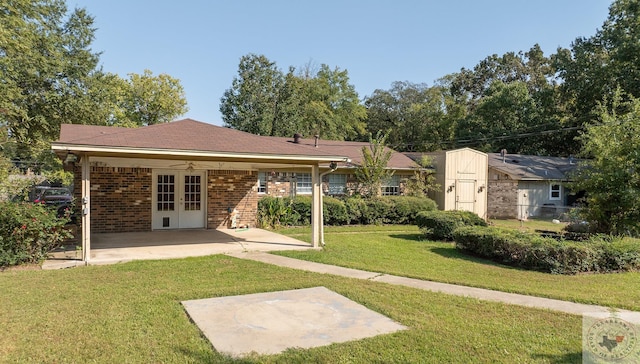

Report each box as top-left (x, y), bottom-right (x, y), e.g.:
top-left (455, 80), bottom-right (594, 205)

top-left (488, 153), bottom-right (578, 181)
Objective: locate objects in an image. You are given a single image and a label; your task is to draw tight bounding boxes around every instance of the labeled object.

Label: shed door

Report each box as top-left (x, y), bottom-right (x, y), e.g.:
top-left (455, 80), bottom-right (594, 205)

top-left (455, 180), bottom-right (476, 213)
top-left (153, 170), bottom-right (206, 229)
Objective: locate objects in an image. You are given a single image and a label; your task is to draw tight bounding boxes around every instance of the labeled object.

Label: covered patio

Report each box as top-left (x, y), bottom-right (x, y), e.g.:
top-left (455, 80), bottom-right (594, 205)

top-left (51, 119), bottom-right (350, 264)
top-left (44, 228), bottom-right (314, 269)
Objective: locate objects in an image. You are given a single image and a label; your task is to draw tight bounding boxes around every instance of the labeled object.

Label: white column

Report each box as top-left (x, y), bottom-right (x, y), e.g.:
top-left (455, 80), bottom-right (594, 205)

top-left (311, 164), bottom-right (321, 248)
top-left (81, 154), bottom-right (91, 263)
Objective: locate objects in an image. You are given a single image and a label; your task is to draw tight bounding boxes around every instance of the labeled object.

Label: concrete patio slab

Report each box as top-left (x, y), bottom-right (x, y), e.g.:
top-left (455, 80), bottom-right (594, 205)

top-left (43, 228), bottom-right (314, 268)
top-left (182, 286), bottom-right (407, 357)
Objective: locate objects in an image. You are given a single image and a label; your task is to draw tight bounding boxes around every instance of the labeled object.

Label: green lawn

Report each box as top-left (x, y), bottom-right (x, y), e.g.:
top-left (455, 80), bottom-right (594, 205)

top-left (276, 225), bottom-right (640, 311)
top-left (0, 255), bottom-right (583, 363)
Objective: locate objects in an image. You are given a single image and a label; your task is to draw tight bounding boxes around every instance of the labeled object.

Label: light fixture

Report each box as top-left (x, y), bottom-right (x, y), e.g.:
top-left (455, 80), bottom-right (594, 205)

top-left (64, 152), bottom-right (77, 164)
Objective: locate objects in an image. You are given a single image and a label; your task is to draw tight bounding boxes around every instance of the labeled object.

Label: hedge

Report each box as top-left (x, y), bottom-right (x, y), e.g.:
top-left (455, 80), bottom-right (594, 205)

top-left (258, 195), bottom-right (437, 228)
top-left (0, 202), bottom-right (72, 268)
top-left (415, 210), bottom-right (487, 241)
top-left (453, 225), bottom-right (640, 274)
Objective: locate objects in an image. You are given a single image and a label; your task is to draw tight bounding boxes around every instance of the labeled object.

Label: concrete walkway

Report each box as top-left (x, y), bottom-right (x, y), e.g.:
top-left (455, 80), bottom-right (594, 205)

top-left (227, 251), bottom-right (631, 316)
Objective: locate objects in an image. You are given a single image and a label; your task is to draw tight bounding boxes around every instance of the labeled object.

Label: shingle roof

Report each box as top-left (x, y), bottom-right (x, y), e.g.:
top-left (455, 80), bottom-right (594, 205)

top-left (265, 136), bottom-right (419, 170)
top-left (54, 119), bottom-right (419, 170)
top-left (55, 119), bottom-right (347, 159)
top-left (488, 153), bottom-right (579, 181)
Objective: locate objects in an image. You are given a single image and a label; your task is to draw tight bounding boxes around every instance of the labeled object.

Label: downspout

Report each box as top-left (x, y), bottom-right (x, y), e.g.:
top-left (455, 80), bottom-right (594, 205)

top-left (319, 161), bottom-right (340, 247)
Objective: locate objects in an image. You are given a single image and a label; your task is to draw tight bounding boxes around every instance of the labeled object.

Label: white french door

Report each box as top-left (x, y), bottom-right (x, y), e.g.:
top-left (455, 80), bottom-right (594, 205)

top-left (152, 170), bottom-right (206, 229)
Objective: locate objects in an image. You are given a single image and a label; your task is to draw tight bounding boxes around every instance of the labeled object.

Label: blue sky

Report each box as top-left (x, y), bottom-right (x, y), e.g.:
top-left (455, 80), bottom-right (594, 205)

top-left (71, 0), bottom-right (612, 126)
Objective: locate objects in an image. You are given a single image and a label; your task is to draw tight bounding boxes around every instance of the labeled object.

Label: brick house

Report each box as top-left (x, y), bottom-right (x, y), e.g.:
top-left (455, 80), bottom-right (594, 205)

top-left (52, 119), bottom-right (420, 261)
top-left (487, 152), bottom-right (579, 219)
top-left (256, 136), bottom-right (419, 199)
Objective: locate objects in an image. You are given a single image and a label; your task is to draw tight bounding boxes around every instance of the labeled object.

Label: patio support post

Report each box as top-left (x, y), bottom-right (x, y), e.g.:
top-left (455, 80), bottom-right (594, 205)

top-left (81, 154), bottom-right (91, 263)
top-left (311, 164), bottom-right (321, 248)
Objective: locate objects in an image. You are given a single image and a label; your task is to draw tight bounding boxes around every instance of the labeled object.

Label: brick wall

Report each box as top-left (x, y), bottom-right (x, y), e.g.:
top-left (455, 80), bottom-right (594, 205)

top-left (207, 170), bottom-right (258, 228)
top-left (73, 165), bottom-right (152, 233)
top-left (487, 170), bottom-right (518, 219)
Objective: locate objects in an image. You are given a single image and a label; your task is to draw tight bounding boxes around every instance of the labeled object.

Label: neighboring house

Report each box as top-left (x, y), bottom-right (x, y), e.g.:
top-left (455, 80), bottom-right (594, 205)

top-left (406, 148), bottom-right (488, 219)
top-left (487, 152), bottom-right (579, 219)
top-left (257, 136), bottom-right (420, 199)
top-left (51, 119), bottom-right (421, 261)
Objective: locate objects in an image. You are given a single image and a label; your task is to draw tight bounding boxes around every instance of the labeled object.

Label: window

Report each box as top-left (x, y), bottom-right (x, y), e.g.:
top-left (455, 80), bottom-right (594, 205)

top-left (328, 174), bottom-right (347, 195)
top-left (157, 174), bottom-right (175, 211)
top-left (550, 183), bottom-right (561, 200)
top-left (183, 175), bottom-right (201, 211)
top-left (296, 173), bottom-right (312, 194)
top-left (257, 172), bottom-right (267, 194)
top-left (381, 175), bottom-right (400, 196)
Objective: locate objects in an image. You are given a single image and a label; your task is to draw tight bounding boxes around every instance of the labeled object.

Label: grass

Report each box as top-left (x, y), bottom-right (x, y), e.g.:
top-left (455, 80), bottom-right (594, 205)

top-left (0, 255), bottom-right (583, 363)
top-left (276, 224), bottom-right (640, 311)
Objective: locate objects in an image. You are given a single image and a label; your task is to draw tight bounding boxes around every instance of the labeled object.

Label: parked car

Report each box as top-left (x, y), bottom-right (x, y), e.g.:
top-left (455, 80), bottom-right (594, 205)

top-left (29, 186), bottom-right (73, 218)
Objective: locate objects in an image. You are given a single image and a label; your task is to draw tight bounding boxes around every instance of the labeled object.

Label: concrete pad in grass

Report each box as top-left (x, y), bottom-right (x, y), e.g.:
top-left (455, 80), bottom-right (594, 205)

top-left (182, 286), bottom-right (407, 357)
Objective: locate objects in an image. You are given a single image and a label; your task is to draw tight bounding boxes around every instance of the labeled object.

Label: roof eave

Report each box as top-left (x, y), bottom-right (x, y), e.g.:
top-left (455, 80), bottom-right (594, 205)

top-left (51, 143), bottom-right (349, 164)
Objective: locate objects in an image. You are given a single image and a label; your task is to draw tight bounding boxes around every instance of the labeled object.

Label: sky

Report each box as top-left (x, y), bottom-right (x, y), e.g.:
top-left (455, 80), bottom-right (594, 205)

top-left (70, 0), bottom-right (613, 126)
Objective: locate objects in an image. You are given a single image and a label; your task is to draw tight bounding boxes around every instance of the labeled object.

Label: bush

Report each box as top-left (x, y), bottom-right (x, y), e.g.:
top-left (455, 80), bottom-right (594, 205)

top-left (289, 196), bottom-right (311, 225)
top-left (257, 197), bottom-right (295, 228)
top-left (258, 195), bottom-right (438, 227)
top-left (323, 196), bottom-right (348, 225)
top-left (0, 202), bottom-right (72, 267)
top-left (381, 196), bottom-right (437, 224)
top-left (453, 226), bottom-right (640, 274)
top-left (416, 210), bottom-right (487, 241)
top-left (344, 197), bottom-right (367, 225)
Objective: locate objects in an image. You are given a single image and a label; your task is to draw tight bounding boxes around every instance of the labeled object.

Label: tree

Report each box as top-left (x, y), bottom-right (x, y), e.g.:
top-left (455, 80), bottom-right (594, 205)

top-left (220, 54), bottom-right (283, 135)
top-left (404, 155), bottom-right (439, 197)
top-left (555, 0), bottom-right (640, 151)
top-left (0, 0), bottom-right (101, 161)
top-left (220, 54), bottom-right (366, 140)
top-left (364, 81), bottom-right (462, 152)
top-left (355, 132), bottom-right (393, 197)
top-left (456, 81), bottom-right (539, 153)
top-left (445, 45), bottom-right (572, 155)
top-left (570, 91), bottom-right (640, 236)
top-left (121, 69), bottom-right (188, 126)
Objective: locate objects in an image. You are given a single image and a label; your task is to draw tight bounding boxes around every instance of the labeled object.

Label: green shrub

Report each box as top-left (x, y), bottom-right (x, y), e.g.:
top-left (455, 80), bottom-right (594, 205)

top-left (257, 197), bottom-right (295, 228)
top-left (592, 236), bottom-right (640, 272)
top-left (323, 196), bottom-right (348, 225)
top-left (453, 226), bottom-right (640, 274)
top-left (289, 196), bottom-right (311, 225)
top-left (416, 210), bottom-right (487, 241)
top-left (0, 202), bottom-right (72, 267)
top-left (344, 197), bottom-right (367, 225)
top-left (381, 196), bottom-right (437, 224)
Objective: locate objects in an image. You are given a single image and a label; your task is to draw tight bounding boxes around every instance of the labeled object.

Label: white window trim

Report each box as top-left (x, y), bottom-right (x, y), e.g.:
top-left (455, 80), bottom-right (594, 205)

top-left (549, 183), bottom-right (561, 201)
top-left (381, 175), bottom-right (400, 196)
top-left (328, 174), bottom-right (347, 195)
top-left (296, 173), bottom-right (312, 195)
top-left (257, 172), bottom-right (267, 194)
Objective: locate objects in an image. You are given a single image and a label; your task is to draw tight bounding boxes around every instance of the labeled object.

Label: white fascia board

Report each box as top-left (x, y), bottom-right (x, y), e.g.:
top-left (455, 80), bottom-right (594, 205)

top-left (51, 143), bottom-right (349, 163)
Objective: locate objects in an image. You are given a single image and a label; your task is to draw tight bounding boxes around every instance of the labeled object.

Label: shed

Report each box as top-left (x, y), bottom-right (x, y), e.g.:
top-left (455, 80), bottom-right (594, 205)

top-left (406, 148), bottom-right (488, 219)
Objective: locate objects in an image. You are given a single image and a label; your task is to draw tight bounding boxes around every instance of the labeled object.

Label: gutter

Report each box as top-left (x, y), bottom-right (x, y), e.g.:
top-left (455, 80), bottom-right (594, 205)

top-left (51, 143), bottom-right (349, 163)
